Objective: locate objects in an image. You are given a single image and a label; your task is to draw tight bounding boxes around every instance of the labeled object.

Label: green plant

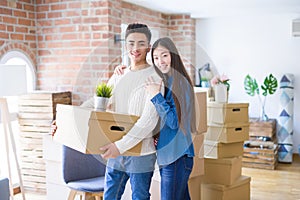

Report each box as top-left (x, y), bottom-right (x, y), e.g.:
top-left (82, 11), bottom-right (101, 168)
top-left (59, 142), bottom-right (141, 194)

top-left (244, 74), bottom-right (278, 120)
top-left (95, 83), bottom-right (113, 98)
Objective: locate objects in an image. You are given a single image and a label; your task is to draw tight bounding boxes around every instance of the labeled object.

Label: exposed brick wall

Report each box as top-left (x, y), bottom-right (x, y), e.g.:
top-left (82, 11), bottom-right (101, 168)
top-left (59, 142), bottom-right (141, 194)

top-left (36, 0), bottom-right (122, 105)
top-left (0, 0), bottom-right (196, 105)
top-left (168, 15), bottom-right (196, 85)
top-left (0, 0), bottom-right (37, 68)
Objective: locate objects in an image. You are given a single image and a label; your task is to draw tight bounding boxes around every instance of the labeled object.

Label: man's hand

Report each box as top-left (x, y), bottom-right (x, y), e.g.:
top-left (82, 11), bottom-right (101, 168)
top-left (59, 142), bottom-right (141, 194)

top-left (100, 143), bottom-right (121, 159)
top-left (145, 76), bottom-right (162, 98)
top-left (51, 120), bottom-right (57, 137)
top-left (114, 65), bottom-right (127, 75)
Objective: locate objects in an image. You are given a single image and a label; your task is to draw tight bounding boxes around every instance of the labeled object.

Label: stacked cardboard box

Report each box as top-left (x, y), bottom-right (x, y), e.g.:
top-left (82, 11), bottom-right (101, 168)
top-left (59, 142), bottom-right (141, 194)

top-left (18, 91), bottom-right (72, 194)
top-left (202, 102), bottom-right (251, 200)
top-left (243, 118), bottom-right (278, 170)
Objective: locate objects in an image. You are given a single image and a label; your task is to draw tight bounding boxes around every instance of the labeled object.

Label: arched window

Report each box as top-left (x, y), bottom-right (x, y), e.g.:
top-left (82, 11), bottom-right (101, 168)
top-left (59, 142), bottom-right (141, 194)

top-left (0, 50), bottom-right (36, 92)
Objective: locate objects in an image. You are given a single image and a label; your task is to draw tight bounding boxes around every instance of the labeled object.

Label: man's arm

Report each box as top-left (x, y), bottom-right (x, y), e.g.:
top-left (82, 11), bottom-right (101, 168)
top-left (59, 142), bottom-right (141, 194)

top-left (114, 93), bottom-right (159, 154)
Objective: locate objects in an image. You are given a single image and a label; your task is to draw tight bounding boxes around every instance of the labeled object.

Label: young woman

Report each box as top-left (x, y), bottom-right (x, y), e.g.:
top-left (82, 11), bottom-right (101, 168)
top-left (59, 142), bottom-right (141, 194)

top-left (145, 37), bottom-right (196, 200)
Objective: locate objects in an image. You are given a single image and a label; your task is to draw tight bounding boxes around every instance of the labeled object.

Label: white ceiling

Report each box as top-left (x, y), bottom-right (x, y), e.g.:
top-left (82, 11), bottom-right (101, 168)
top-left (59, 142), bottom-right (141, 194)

top-left (123, 0), bottom-right (300, 18)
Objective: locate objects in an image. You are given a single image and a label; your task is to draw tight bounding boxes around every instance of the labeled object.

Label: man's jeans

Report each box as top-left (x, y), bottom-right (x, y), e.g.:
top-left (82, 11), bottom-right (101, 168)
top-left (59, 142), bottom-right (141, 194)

top-left (159, 155), bottom-right (194, 200)
top-left (104, 154), bottom-right (156, 200)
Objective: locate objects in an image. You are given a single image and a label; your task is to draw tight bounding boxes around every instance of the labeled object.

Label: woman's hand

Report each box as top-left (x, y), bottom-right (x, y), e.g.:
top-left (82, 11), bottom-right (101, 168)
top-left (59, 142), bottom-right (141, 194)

top-left (51, 120), bottom-right (57, 137)
top-left (145, 76), bottom-right (162, 98)
top-left (154, 137), bottom-right (158, 147)
top-left (114, 65), bottom-right (127, 75)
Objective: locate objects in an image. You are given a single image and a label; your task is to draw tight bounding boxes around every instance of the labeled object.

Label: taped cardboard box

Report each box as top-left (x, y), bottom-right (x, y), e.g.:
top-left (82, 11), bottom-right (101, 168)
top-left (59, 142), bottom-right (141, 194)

top-left (208, 102), bottom-right (249, 124)
top-left (201, 175), bottom-right (251, 200)
top-left (194, 90), bottom-right (208, 134)
top-left (54, 104), bottom-right (142, 156)
top-left (204, 140), bottom-right (244, 159)
top-left (204, 157), bottom-right (242, 185)
top-left (206, 122), bottom-right (249, 143)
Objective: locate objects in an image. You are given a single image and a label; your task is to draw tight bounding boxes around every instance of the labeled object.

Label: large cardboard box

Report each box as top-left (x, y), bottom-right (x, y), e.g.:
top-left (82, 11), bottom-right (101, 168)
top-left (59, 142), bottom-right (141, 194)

top-left (54, 104), bottom-right (142, 155)
top-left (204, 140), bottom-right (244, 159)
top-left (194, 90), bottom-right (207, 134)
top-left (190, 133), bottom-right (205, 177)
top-left (208, 102), bottom-right (249, 124)
top-left (204, 157), bottom-right (242, 185)
top-left (201, 176), bottom-right (251, 200)
top-left (188, 175), bottom-right (203, 200)
top-left (206, 122), bottom-right (249, 143)
top-left (193, 133), bottom-right (205, 158)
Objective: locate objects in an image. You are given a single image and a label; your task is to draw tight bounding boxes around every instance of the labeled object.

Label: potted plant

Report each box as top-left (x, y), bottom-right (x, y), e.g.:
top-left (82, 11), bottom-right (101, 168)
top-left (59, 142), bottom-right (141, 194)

top-left (94, 82), bottom-right (113, 111)
top-left (244, 74), bottom-right (278, 121)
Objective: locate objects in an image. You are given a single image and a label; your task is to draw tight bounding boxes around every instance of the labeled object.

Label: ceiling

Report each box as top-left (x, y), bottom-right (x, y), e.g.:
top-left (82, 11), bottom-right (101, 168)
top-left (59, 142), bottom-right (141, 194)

top-left (123, 0), bottom-right (300, 18)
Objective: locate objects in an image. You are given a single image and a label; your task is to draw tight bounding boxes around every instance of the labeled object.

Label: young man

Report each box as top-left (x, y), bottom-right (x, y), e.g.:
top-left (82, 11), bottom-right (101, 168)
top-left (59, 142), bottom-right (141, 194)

top-left (99, 23), bottom-right (162, 200)
top-left (52, 23), bottom-right (161, 199)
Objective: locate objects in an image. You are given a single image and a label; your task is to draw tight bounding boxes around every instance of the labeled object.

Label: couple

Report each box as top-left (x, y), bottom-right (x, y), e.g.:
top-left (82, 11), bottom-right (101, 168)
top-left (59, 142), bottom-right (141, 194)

top-left (52, 23), bottom-right (196, 200)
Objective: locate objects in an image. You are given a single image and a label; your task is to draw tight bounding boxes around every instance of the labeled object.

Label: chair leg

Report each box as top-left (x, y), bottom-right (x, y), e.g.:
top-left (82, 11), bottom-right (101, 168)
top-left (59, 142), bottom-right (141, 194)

top-left (93, 192), bottom-right (103, 200)
top-left (68, 190), bottom-right (77, 200)
top-left (95, 196), bottom-right (101, 200)
top-left (83, 192), bottom-right (94, 200)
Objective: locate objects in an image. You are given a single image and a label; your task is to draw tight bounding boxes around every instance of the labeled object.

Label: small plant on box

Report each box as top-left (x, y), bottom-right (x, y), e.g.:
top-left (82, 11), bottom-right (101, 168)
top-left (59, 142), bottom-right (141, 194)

top-left (95, 82), bottom-right (113, 98)
top-left (94, 83), bottom-right (113, 111)
top-left (244, 74), bottom-right (278, 121)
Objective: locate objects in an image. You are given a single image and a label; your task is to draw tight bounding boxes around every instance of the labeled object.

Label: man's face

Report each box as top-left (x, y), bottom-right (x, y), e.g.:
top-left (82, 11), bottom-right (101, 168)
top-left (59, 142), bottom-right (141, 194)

top-left (125, 32), bottom-right (150, 65)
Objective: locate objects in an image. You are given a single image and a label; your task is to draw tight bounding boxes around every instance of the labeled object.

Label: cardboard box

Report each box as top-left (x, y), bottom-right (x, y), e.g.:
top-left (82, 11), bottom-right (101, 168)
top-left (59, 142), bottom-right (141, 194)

top-left (204, 140), bottom-right (244, 159)
top-left (208, 102), bottom-right (249, 124)
top-left (206, 122), bottom-right (249, 143)
top-left (201, 176), bottom-right (251, 200)
top-left (188, 175), bottom-right (203, 200)
top-left (192, 133), bottom-right (205, 158)
top-left (204, 157), bottom-right (242, 185)
top-left (194, 90), bottom-right (207, 134)
top-left (190, 133), bottom-right (205, 177)
top-left (54, 104), bottom-right (142, 155)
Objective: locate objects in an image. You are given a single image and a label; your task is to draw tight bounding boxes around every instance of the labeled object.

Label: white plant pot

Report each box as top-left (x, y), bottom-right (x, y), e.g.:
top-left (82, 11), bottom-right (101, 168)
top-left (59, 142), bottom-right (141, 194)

top-left (214, 84), bottom-right (228, 103)
top-left (94, 96), bottom-right (109, 111)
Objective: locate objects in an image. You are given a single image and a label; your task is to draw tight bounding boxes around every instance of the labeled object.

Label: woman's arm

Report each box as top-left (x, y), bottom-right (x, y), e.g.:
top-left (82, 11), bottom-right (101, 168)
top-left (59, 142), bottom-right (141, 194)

top-left (145, 76), bottom-right (178, 130)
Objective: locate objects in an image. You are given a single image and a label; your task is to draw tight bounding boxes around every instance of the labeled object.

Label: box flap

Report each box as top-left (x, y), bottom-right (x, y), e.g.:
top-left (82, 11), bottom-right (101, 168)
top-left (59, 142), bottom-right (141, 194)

top-left (208, 102), bottom-right (249, 108)
top-left (203, 176), bottom-right (251, 190)
top-left (208, 122), bottom-right (250, 127)
top-left (204, 140), bottom-right (243, 146)
top-left (90, 110), bottom-right (139, 123)
top-left (205, 156), bottom-right (242, 165)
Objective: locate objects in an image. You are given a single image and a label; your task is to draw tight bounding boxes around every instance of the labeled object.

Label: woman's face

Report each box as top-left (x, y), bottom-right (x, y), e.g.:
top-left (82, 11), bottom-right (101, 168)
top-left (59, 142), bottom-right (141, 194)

top-left (153, 45), bottom-right (171, 74)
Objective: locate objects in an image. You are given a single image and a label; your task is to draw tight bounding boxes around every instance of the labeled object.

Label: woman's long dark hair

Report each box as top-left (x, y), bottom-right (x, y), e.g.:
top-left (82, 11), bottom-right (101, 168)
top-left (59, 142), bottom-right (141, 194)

top-left (151, 37), bottom-right (196, 134)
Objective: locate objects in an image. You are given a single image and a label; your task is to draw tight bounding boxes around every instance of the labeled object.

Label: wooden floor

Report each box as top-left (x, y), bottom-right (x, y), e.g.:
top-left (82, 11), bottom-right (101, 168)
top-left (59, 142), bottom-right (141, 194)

top-left (15, 155), bottom-right (300, 200)
top-left (242, 154), bottom-right (300, 200)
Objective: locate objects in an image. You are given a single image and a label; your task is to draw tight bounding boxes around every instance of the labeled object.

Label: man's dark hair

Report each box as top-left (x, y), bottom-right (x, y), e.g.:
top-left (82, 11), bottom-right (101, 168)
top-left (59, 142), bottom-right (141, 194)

top-left (125, 23), bottom-right (152, 43)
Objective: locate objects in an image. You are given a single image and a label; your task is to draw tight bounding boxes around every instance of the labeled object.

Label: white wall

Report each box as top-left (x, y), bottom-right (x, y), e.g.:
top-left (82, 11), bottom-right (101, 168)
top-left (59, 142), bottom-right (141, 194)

top-left (196, 14), bottom-right (300, 153)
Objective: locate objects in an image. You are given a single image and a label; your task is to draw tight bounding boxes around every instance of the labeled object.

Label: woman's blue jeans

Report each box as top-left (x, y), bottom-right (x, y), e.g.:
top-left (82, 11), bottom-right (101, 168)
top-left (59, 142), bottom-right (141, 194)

top-left (159, 155), bottom-right (194, 200)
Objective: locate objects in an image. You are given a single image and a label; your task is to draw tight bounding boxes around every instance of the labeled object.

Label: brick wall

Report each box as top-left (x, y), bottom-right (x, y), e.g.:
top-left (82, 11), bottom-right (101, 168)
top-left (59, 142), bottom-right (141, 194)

top-left (0, 0), bottom-right (37, 68)
top-left (36, 0), bottom-right (122, 104)
top-left (168, 15), bottom-right (196, 84)
top-left (0, 0), bottom-right (196, 105)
